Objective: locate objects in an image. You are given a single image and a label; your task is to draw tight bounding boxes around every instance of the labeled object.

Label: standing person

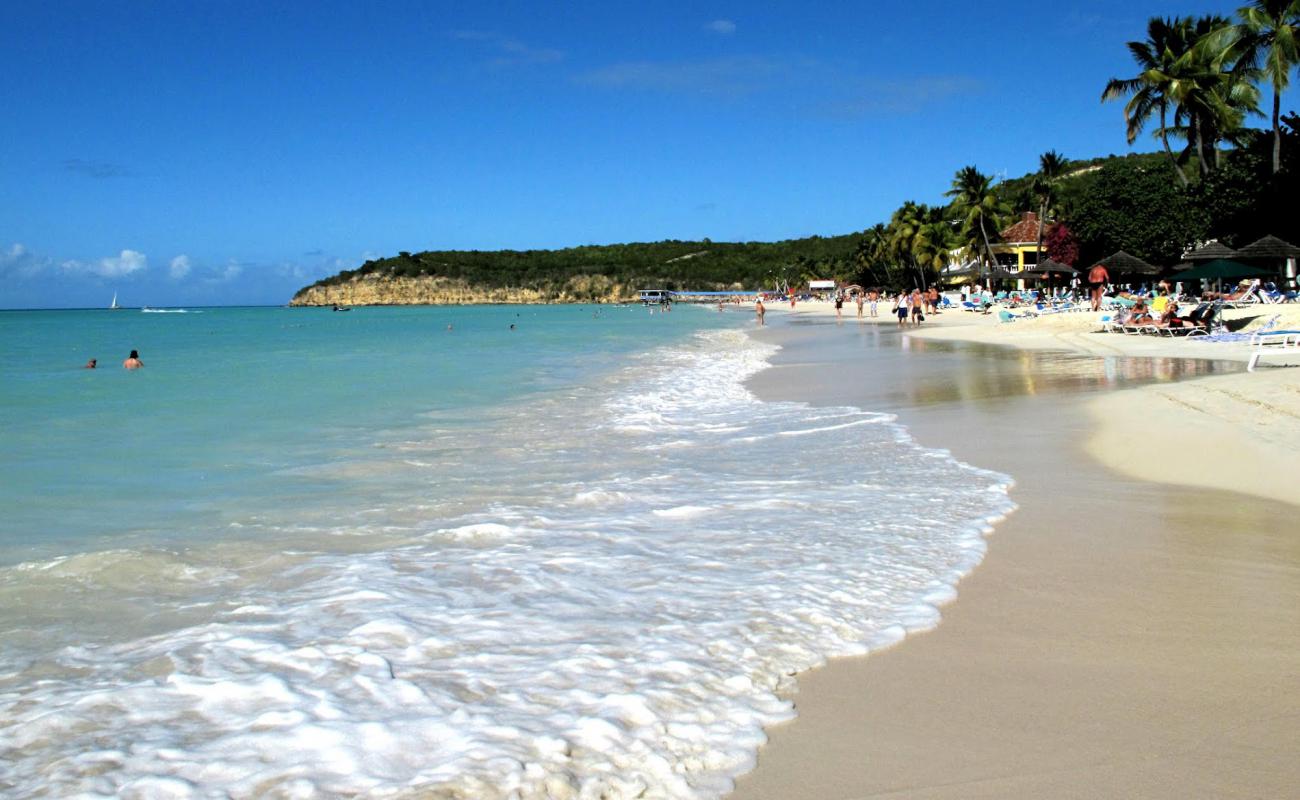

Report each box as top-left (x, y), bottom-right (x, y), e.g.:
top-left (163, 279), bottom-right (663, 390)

top-left (1088, 261), bottom-right (1111, 311)
top-left (833, 293), bottom-right (844, 321)
top-left (122, 350), bottom-right (143, 369)
top-left (927, 286), bottom-right (940, 314)
top-left (895, 291), bottom-right (909, 327)
top-left (868, 289), bottom-right (879, 317)
top-left (755, 298), bottom-right (766, 326)
top-left (910, 289), bottom-right (924, 326)
top-left (855, 292), bottom-right (865, 319)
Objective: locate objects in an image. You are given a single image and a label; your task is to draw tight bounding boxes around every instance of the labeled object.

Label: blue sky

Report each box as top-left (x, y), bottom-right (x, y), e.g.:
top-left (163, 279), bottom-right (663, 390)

top-left (2, 0), bottom-right (1294, 308)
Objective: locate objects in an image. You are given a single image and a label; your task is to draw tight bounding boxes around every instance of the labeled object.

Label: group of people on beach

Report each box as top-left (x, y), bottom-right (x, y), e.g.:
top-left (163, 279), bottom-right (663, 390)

top-left (892, 287), bottom-right (941, 327)
top-left (84, 350), bottom-right (143, 370)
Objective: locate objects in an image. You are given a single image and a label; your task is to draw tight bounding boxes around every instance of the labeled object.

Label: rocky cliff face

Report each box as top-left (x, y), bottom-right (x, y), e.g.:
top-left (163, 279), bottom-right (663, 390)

top-left (289, 274), bottom-right (636, 306)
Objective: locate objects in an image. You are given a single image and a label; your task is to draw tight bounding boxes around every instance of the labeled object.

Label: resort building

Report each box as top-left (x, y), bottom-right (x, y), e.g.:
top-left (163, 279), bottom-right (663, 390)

top-left (990, 212), bottom-right (1050, 274)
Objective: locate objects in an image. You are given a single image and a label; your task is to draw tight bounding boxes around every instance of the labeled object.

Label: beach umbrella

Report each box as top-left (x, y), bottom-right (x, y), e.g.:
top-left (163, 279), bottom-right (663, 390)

top-left (1090, 250), bottom-right (1161, 276)
top-left (1235, 235), bottom-right (1300, 288)
top-left (1020, 259), bottom-right (1078, 276)
top-left (1234, 234), bottom-right (1300, 260)
top-left (1181, 241), bottom-right (1239, 261)
top-left (1167, 259), bottom-right (1272, 282)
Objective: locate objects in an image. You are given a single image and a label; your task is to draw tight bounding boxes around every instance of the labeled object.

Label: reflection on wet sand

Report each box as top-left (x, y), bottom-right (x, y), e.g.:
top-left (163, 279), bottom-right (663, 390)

top-left (895, 336), bottom-right (1236, 408)
top-left (765, 319), bottom-right (1238, 411)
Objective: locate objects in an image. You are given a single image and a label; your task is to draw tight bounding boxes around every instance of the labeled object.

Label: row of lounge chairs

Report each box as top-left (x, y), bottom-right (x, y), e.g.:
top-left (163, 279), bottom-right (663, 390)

top-left (1099, 302), bottom-right (1224, 337)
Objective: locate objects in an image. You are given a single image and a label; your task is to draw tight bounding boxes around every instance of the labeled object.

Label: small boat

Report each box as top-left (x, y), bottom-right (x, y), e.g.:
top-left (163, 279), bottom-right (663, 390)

top-left (110, 292), bottom-right (120, 310)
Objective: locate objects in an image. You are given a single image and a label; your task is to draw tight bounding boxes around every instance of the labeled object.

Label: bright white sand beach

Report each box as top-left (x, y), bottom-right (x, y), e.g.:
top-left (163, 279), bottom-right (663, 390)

top-left (730, 297), bottom-right (1300, 799)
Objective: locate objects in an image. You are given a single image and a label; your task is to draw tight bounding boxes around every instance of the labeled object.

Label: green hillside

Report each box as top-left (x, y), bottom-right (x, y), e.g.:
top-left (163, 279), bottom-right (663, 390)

top-left (296, 234), bottom-right (863, 299)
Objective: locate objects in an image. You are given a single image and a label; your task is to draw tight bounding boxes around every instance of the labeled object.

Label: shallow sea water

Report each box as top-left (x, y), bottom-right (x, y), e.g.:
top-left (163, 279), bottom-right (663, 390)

top-left (0, 305), bottom-right (1013, 798)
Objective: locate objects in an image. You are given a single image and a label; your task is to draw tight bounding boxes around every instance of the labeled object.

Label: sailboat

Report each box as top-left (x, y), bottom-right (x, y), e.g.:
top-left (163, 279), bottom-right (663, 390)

top-left (110, 292), bottom-right (119, 310)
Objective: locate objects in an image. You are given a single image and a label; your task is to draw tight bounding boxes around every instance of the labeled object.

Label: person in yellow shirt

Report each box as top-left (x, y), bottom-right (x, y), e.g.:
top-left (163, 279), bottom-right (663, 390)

top-left (1151, 291), bottom-right (1170, 315)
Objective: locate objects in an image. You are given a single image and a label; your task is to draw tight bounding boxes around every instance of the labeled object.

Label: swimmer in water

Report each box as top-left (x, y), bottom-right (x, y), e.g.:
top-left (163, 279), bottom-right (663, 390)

top-left (122, 350), bottom-right (143, 369)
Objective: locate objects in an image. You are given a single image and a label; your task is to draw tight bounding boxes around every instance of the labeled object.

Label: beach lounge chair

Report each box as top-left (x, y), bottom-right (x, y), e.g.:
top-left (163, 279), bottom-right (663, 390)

top-left (1247, 330), bottom-right (1300, 371)
top-left (1194, 315), bottom-right (1281, 343)
top-left (1261, 284), bottom-right (1297, 303)
top-left (997, 310), bottom-right (1030, 323)
top-left (1216, 280), bottom-right (1260, 308)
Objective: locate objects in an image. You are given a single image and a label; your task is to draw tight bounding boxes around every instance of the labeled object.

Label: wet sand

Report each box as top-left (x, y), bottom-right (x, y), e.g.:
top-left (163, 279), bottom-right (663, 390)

top-left (731, 316), bottom-right (1300, 799)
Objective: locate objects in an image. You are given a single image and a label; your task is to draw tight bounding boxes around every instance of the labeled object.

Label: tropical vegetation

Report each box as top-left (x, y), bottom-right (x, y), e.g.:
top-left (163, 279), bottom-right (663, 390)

top-left (299, 3), bottom-right (1299, 301)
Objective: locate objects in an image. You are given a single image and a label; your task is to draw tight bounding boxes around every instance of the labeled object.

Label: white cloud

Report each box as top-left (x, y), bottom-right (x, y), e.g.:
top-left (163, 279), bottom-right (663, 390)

top-left (705, 19), bottom-right (737, 35)
top-left (60, 249), bottom-right (148, 278)
top-left (169, 254), bottom-right (192, 280)
top-left (220, 261), bottom-right (243, 281)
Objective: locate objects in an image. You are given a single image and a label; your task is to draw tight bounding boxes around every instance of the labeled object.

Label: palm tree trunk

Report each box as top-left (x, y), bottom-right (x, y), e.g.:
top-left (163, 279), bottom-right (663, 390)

top-left (1035, 199), bottom-right (1047, 267)
top-left (1160, 105), bottom-right (1189, 188)
top-left (1195, 113), bottom-right (1209, 178)
top-left (1273, 89), bottom-right (1282, 175)
top-left (979, 215), bottom-right (997, 274)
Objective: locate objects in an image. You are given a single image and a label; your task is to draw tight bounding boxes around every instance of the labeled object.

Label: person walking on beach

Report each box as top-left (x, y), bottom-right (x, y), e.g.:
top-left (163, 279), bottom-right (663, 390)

top-left (122, 350), bottom-right (143, 369)
top-left (855, 292), bottom-right (864, 319)
top-left (894, 292), bottom-right (909, 327)
top-left (927, 286), bottom-right (940, 314)
top-left (868, 289), bottom-right (879, 317)
top-left (834, 293), bottom-right (844, 321)
top-left (910, 289), bottom-right (924, 326)
top-left (755, 298), bottom-right (766, 326)
top-left (1088, 262), bottom-right (1111, 311)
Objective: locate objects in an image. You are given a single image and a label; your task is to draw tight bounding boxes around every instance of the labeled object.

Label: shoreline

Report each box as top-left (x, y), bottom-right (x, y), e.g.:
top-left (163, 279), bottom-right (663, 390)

top-left (729, 303), bottom-right (1300, 798)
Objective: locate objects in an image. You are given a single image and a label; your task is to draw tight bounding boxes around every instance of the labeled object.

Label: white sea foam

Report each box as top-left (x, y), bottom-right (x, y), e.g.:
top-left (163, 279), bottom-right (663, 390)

top-left (0, 327), bottom-right (1015, 798)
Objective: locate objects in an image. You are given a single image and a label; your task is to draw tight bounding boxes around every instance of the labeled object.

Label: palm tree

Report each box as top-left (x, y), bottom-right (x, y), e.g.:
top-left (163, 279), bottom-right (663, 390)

top-left (912, 216), bottom-right (953, 285)
top-left (888, 202), bottom-right (926, 288)
top-left (1033, 150), bottom-right (1068, 267)
top-left (853, 223), bottom-right (892, 287)
top-left (1166, 15), bottom-right (1259, 177)
top-left (945, 166), bottom-right (1009, 280)
top-left (1221, 0), bottom-right (1300, 173)
top-left (1103, 17), bottom-right (1192, 186)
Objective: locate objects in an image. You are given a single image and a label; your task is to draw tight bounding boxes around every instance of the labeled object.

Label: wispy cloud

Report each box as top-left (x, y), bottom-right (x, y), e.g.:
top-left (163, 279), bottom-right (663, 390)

top-left (63, 159), bottom-right (132, 179)
top-left (0, 243), bottom-right (54, 279)
top-left (705, 19), bottom-right (737, 35)
top-left (577, 54), bottom-right (981, 115)
top-left (575, 56), bottom-right (790, 96)
top-left (812, 76), bottom-right (984, 118)
top-left (451, 30), bottom-right (564, 67)
top-left (169, 254), bottom-right (192, 280)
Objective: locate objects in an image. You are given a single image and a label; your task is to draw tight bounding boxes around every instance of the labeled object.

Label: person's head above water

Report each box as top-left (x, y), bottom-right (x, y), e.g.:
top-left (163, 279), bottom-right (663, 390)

top-left (128, 350), bottom-right (139, 359)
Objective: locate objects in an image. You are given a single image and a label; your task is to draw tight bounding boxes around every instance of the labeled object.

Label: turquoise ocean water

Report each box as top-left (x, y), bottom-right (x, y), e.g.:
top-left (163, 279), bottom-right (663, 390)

top-left (0, 304), bottom-right (1012, 799)
top-left (1, 305), bottom-right (706, 561)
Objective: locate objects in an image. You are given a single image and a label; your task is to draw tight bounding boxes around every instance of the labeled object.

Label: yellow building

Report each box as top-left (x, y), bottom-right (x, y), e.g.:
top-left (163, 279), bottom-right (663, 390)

top-left (990, 212), bottom-right (1047, 273)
